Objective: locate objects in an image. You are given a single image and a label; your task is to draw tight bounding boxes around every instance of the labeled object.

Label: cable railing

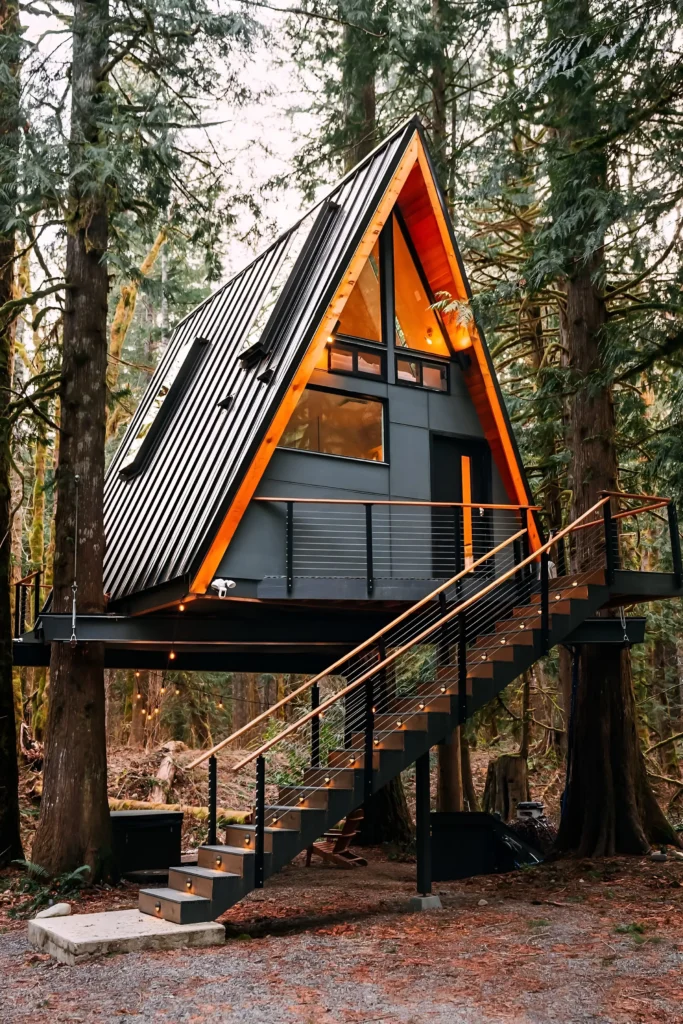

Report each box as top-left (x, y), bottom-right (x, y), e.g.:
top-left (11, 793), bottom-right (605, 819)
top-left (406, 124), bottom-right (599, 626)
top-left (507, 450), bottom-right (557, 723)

top-left (189, 490), bottom-right (681, 880)
top-left (252, 497), bottom-right (538, 594)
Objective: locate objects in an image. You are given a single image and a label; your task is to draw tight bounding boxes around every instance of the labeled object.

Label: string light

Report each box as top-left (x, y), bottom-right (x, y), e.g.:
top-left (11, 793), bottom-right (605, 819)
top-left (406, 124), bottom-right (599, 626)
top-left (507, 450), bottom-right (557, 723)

top-left (169, 650), bottom-right (176, 661)
top-left (175, 687), bottom-right (180, 696)
top-left (161, 685), bottom-right (166, 695)
top-left (179, 603), bottom-right (185, 612)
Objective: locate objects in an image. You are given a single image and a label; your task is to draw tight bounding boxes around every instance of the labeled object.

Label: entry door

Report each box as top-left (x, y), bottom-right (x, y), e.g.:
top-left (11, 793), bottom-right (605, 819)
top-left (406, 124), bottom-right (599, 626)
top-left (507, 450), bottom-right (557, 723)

top-left (430, 435), bottom-right (492, 579)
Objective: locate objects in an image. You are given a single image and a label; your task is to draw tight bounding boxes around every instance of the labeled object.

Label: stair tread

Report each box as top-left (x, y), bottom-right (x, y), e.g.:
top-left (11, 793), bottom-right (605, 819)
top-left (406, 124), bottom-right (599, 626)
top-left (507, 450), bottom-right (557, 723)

top-left (171, 865), bottom-right (241, 880)
top-left (140, 887), bottom-right (211, 904)
top-left (227, 824), bottom-right (298, 834)
top-left (201, 844), bottom-right (256, 856)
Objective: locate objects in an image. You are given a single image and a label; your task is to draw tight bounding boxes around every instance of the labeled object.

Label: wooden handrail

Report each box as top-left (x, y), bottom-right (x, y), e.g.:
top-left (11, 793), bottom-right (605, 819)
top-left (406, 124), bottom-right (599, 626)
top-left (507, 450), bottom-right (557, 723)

top-left (186, 526), bottom-right (528, 770)
top-left (229, 495), bottom-right (613, 773)
top-left (253, 497), bottom-right (541, 511)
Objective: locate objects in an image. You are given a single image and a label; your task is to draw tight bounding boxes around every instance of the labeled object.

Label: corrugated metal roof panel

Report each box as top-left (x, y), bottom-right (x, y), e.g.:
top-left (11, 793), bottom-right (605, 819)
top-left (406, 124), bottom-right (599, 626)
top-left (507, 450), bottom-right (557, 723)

top-left (103, 121), bottom-right (417, 601)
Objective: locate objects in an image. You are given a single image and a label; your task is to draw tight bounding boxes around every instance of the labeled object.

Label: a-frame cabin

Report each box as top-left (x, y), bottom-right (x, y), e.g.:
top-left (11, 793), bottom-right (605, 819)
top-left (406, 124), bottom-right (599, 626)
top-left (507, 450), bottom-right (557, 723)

top-left (14, 119), bottom-right (683, 927)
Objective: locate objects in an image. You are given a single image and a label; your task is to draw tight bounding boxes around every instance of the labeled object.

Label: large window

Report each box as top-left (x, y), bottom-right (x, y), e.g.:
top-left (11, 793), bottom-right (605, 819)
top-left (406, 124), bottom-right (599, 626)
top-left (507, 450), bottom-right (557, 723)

top-left (337, 241), bottom-right (382, 343)
top-left (394, 220), bottom-right (450, 357)
top-left (279, 387), bottom-right (385, 462)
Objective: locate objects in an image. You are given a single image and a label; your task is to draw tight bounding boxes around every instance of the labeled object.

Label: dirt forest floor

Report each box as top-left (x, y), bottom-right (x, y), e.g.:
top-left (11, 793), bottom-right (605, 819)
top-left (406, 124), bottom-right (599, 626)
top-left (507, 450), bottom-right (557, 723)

top-left (2, 850), bottom-right (683, 1023)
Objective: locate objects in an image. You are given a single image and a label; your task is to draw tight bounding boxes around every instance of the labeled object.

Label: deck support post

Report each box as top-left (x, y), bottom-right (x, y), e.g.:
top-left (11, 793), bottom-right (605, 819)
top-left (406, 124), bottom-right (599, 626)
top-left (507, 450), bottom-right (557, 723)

top-left (668, 502), bottom-right (682, 588)
top-left (207, 755), bottom-right (217, 847)
top-left (254, 755), bottom-right (265, 890)
top-left (603, 498), bottom-right (617, 585)
top-left (415, 751), bottom-right (431, 896)
top-left (310, 683), bottom-right (320, 767)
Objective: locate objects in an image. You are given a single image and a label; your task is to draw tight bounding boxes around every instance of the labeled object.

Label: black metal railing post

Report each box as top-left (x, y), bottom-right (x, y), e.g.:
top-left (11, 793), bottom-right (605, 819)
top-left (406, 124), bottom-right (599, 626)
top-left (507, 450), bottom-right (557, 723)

top-left (453, 505), bottom-right (463, 589)
top-left (553, 529), bottom-right (567, 578)
top-left (33, 570), bottom-right (42, 625)
top-left (207, 755), bottom-right (217, 846)
top-left (364, 675), bottom-right (374, 806)
top-left (19, 584), bottom-right (27, 636)
top-left (438, 592), bottom-right (449, 667)
top-left (603, 498), bottom-right (616, 586)
top-left (254, 755), bottom-right (265, 889)
top-left (286, 501), bottom-right (294, 595)
top-left (310, 683), bottom-right (320, 767)
top-left (540, 550), bottom-right (550, 655)
top-left (415, 751), bottom-right (432, 896)
top-left (365, 503), bottom-right (374, 596)
top-left (667, 501), bottom-right (682, 588)
top-left (458, 610), bottom-right (467, 723)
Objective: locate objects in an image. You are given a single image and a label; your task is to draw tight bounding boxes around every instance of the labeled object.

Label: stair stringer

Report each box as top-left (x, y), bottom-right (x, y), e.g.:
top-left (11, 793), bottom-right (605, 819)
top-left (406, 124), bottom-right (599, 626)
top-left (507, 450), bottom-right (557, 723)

top-left (139, 580), bottom-right (612, 923)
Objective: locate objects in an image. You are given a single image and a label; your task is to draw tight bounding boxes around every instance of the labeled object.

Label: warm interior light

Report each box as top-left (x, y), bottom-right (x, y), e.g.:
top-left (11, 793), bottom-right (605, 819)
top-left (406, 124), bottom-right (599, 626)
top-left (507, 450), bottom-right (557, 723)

top-left (425, 328), bottom-right (434, 346)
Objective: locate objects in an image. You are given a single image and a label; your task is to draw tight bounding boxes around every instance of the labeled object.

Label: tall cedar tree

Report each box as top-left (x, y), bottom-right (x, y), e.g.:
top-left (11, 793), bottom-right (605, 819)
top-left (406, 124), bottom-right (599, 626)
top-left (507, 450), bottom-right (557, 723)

top-left (0, 0), bottom-right (23, 866)
top-left (540, 0), bottom-right (677, 855)
top-left (31, 0), bottom-right (112, 877)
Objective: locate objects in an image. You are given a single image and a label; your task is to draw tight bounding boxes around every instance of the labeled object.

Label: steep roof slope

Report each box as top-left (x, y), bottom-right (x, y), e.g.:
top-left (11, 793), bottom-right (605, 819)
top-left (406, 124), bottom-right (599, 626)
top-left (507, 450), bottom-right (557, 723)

top-left (103, 121), bottom-right (417, 604)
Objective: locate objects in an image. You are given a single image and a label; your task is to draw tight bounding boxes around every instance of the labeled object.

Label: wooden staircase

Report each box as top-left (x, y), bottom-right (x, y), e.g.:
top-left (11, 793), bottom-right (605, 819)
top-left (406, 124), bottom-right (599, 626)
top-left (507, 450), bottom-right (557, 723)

top-left (138, 569), bottom-right (610, 924)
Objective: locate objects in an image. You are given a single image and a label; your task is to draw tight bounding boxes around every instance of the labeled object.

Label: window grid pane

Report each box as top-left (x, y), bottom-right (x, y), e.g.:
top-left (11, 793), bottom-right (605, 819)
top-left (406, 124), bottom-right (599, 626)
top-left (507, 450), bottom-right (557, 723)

top-left (279, 388), bottom-right (384, 462)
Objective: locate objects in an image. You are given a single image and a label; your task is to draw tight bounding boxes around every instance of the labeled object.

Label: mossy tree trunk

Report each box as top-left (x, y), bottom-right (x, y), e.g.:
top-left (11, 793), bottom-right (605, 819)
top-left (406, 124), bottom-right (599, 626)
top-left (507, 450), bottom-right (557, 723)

top-left (0, 0), bottom-right (23, 868)
top-left (31, 0), bottom-right (111, 878)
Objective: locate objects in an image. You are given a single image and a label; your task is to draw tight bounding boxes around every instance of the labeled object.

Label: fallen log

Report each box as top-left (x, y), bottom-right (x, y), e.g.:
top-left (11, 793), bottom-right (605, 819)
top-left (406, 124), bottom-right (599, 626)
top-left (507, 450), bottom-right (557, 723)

top-left (108, 797), bottom-right (249, 824)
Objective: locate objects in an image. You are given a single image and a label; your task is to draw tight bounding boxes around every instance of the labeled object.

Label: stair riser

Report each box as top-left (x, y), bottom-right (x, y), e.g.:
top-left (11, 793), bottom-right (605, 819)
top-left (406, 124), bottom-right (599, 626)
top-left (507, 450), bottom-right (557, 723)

top-left (303, 767), bottom-right (355, 789)
top-left (391, 696), bottom-right (452, 714)
top-left (278, 786), bottom-right (329, 809)
top-left (169, 867), bottom-right (244, 906)
top-left (224, 826), bottom-right (273, 853)
top-left (373, 713), bottom-right (429, 731)
top-left (197, 849), bottom-right (254, 879)
top-left (328, 749), bottom-right (380, 770)
top-left (351, 731), bottom-right (404, 751)
top-left (138, 891), bottom-right (211, 925)
top-left (471, 645), bottom-right (515, 661)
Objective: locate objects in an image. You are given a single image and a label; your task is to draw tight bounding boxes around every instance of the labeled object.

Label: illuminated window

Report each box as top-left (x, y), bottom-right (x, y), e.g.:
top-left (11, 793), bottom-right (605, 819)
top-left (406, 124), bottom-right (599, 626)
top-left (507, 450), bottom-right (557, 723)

top-left (279, 387), bottom-right (385, 462)
top-left (337, 241), bottom-right (382, 343)
top-left (328, 343), bottom-right (384, 379)
top-left (394, 222), bottom-right (449, 356)
top-left (119, 337), bottom-right (209, 477)
top-left (396, 356), bottom-right (448, 392)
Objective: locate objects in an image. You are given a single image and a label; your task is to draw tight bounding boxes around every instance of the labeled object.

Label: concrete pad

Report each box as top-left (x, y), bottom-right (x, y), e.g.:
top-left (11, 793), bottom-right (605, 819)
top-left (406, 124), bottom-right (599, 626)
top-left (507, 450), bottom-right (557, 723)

top-left (28, 908), bottom-right (225, 965)
top-left (409, 894), bottom-right (442, 912)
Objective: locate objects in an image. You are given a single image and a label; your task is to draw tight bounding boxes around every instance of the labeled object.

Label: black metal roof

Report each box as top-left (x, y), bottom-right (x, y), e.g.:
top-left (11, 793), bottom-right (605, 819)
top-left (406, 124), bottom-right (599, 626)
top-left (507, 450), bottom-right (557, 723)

top-left (103, 119), bottom-right (419, 604)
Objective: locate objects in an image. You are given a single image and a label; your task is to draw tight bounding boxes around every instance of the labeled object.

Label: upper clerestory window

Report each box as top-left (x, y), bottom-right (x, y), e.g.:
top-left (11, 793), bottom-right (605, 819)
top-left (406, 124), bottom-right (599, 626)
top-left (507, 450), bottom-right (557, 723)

top-left (119, 336), bottom-right (210, 479)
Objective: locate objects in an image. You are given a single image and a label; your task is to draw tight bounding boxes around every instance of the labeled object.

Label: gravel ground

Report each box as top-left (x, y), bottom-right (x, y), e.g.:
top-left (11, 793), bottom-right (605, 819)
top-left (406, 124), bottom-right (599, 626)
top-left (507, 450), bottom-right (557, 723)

top-left (2, 854), bottom-right (683, 1024)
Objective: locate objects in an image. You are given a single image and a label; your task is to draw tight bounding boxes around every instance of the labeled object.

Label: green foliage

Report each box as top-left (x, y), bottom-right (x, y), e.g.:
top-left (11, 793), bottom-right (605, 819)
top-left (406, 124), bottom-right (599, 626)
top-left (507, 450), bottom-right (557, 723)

top-left (1, 861), bottom-right (91, 919)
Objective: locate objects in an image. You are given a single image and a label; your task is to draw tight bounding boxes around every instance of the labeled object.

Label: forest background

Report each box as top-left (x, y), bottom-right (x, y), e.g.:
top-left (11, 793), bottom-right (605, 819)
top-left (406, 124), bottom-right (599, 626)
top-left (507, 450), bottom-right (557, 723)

top-left (1, 0), bottom-right (683, 873)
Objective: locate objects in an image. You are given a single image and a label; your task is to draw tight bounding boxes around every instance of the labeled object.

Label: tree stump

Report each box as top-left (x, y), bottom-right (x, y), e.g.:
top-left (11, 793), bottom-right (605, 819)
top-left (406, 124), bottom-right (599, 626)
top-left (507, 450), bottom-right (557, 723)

top-left (482, 754), bottom-right (530, 821)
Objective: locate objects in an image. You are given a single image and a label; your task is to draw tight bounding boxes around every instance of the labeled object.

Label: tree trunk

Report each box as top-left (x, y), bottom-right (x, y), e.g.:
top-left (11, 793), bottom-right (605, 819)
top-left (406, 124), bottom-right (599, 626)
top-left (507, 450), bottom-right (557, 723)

top-left (341, 13), bottom-right (376, 172)
top-left (0, 0), bottom-right (23, 868)
top-left (482, 754), bottom-right (529, 821)
top-left (32, 0), bottom-right (111, 878)
top-left (356, 775), bottom-right (414, 846)
top-left (556, 644), bottom-right (676, 854)
top-left (436, 728), bottom-right (463, 811)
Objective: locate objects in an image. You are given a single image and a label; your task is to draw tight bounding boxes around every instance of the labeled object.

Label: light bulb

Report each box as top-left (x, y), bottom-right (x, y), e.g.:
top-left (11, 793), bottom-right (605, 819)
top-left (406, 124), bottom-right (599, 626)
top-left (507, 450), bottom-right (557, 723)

top-left (324, 777), bottom-right (331, 784)
top-left (396, 720), bottom-right (402, 727)
top-left (179, 603), bottom-right (185, 612)
top-left (169, 650), bottom-right (176, 660)
top-left (244, 836), bottom-right (251, 846)
top-left (161, 686), bottom-right (166, 695)
top-left (440, 686), bottom-right (446, 693)
top-left (175, 688), bottom-right (180, 696)
top-left (185, 879), bottom-right (192, 890)
top-left (135, 671), bottom-right (140, 678)
top-left (215, 856), bottom-right (222, 867)
top-left (419, 703), bottom-right (425, 710)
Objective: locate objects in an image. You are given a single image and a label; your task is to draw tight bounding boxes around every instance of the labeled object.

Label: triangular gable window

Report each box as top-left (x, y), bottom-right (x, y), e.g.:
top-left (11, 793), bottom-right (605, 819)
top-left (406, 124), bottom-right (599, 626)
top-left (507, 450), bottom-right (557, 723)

top-left (336, 240), bottom-right (382, 344)
top-left (393, 217), bottom-right (449, 357)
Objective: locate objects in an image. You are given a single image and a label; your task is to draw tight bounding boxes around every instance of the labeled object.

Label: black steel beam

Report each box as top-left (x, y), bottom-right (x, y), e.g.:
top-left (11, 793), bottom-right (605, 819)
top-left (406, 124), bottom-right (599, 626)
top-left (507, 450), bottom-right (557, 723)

top-left (563, 617), bottom-right (646, 645)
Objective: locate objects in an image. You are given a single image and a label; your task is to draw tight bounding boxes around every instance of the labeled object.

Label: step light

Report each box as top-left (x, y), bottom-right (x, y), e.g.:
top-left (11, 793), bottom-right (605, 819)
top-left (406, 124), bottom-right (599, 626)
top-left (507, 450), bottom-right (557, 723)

top-left (349, 757), bottom-right (355, 765)
top-left (396, 720), bottom-right (403, 727)
top-left (154, 901), bottom-right (161, 913)
top-left (324, 776), bottom-right (331, 784)
top-left (419, 703), bottom-right (425, 711)
top-left (299, 796), bottom-right (305, 804)
top-left (179, 603), bottom-right (185, 612)
top-left (244, 836), bottom-right (251, 846)
top-left (374, 738), bottom-right (380, 746)
top-left (215, 856), bottom-right (222, 867)
top-left (185, 878), bottom-right (192, 890)
top-left (440, 686), bottom-right (446, 693)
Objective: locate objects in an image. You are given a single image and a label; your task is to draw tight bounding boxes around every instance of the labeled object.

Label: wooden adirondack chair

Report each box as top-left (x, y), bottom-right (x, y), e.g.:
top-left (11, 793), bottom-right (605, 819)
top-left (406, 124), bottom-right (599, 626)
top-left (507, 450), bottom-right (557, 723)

top-left (305, 808), bottom-right (368, 869)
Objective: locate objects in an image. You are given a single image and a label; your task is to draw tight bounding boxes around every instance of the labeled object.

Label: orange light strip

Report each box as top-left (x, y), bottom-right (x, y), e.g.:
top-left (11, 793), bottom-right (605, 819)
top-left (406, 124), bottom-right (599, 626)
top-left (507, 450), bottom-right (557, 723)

top-left (461, 455), bottom-right (473, 568)
top-left (190, 134), bottom-right (421, 594)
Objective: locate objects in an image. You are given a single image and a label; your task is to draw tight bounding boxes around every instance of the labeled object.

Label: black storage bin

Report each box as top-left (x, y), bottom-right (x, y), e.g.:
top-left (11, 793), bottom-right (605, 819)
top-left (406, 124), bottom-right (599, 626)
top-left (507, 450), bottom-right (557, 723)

top-left (111, 810), bottom-right (183, 874)
top-left (430, 811), bottom-right (541, 881)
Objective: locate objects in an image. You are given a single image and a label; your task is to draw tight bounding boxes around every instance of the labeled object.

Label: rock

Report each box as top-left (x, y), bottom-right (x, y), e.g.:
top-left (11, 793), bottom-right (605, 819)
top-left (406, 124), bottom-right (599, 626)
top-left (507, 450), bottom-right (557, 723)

top-left (478, 899), bottom-right (488, 906)
top-left (35, 903), bottom-right (72, 920)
